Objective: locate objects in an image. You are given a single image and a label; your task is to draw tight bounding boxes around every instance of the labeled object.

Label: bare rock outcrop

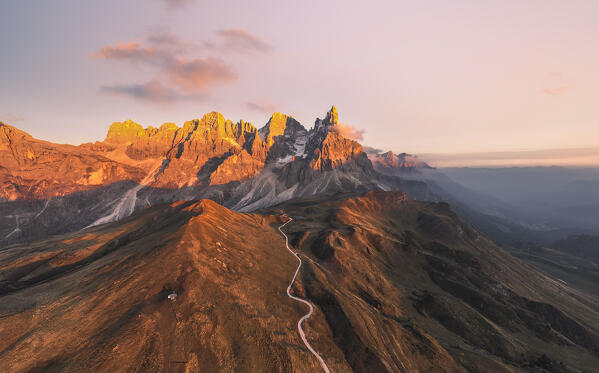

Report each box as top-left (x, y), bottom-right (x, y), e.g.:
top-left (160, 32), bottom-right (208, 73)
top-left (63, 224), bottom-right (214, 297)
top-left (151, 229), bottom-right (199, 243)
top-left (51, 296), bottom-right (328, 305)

top-left (0, 122), bottom-right (145, 200)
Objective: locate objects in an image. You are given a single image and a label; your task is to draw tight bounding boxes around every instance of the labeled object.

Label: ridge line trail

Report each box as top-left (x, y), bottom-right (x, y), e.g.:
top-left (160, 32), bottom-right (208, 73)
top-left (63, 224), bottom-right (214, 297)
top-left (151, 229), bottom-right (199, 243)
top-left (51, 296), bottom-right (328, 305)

top-left (278, 218), bottom-right (331, 373)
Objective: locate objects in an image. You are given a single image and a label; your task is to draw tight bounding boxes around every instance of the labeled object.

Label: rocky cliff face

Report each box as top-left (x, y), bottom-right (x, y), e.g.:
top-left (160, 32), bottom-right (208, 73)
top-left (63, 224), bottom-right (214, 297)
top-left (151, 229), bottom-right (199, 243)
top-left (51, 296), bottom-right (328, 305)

top-left (105, 120), bottom-right (178, 160)
top-left (258, 112), bottom-right (302, 148)
top-left (0, 122), bottom-right (146, 200)
top-left (102, 113), bottom-right (269, 188)
top-left (148, 112), bottom-right (268, 188)
top-left (308, 131), bottom-right (369, 171)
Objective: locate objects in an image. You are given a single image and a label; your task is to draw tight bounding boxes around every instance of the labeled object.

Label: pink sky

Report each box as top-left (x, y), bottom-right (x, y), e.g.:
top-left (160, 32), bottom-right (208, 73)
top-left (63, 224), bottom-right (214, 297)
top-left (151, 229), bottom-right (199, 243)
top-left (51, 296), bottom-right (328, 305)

top-left (1, 0), bottom-right (598, 165)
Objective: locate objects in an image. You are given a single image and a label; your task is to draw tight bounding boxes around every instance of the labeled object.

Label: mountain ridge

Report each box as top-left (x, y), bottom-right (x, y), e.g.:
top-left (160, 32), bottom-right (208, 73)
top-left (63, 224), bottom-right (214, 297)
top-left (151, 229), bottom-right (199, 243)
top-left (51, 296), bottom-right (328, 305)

top-left (2, 107), bottom-right (434, 244)
top-left (1, 106), bottom-right (373, 200)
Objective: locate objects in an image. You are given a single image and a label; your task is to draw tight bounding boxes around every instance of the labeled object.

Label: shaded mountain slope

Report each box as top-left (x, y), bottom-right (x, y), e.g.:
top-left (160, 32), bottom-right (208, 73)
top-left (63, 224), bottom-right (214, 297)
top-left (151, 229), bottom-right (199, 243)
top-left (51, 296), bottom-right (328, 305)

top-left (553, 234), bottom-right (599, 262)
top-left (2, 192), bottom-right (598, 372)
top-left (369, 160), bottom-right (598, 246)
top-left (0, 200), bottom-right (349, 372)
top-left (436, 167), bottom-right (599, 240)
top-left (270, 191), bottom-right (599, 372)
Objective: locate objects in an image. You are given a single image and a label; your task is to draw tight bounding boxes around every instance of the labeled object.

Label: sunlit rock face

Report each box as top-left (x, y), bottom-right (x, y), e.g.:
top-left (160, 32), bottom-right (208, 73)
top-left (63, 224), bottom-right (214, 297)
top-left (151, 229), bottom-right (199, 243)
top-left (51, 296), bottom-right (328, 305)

top-left (94, 112), bottom-right (271, 188)
top-left (258, 112), bottom-right (302, 148)
top-left (0, 122), bottom-right (146, 200)
top-left (308, 131), bottom-right (367, 171)
top-left (146, 112), bottom-right (268, 188)
top-left (259, 112), bottom-right (306, 164)
top-left (321, 104), bottom-right (338, 126)
top-left (105, 119), bottom-right (146, 144)
top-left (105, 120), bottom-right (179, 160)
top-left (209, 150), bottom-right (265, 186)
top-left (304, 106), bottom-right (372, 172)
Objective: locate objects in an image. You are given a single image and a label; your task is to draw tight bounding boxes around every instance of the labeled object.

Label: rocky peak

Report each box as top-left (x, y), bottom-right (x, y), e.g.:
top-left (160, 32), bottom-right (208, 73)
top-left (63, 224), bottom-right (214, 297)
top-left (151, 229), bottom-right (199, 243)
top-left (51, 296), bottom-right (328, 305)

top-left (382, 150), bottom-right (395, 161)
top-left (105, 120), bottom-right (145, 144)
top-left (396, 153), bottom-right (432, 169)
top-left (314, 105), bottom-right (339, 132)
top-left (324, 105), bottom-right (338, 126)
top-left (119, 111), bottom-right (269, 188)
top-left (258, 112), bottom-right (302, 148)
top-left (1, 122), bottom-right (147, 200)
top-left (158, 122), bottom-right (178, 133)
top-left (198, 112), bottom-right (227, 138)
top-left (1, 123), bottom-right (33, 148)
top-left (370, 151), bottom-right (433, 172)
top-left (301, 106), bottom-right (372, 172)
top-left (380, 151), bottom-right (399, 167)
top-left (181, 112), bottom-right (259, 145)
top-left (141, 122), bottom-right (179, 142)
top-left (1, 123), bottom-right (36, 170)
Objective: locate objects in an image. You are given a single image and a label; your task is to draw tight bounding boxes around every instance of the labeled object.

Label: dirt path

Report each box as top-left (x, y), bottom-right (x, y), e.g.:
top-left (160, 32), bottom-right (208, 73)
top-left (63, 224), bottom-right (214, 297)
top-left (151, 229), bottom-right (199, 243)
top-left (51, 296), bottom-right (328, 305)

top-left (278, 218), bottom-right (331, 373)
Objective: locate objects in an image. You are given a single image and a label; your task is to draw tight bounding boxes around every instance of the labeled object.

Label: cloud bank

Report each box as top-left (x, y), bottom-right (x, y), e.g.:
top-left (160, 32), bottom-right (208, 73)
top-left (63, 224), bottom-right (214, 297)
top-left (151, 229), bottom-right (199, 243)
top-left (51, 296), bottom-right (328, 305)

top-left (94, 29), bottom-right (271, 102)
top-left (420, 147), bottom-right (599, 167)
top-left (93, 42), bottom-right (171, 65)
top-left (217, 29), bottom-right (273, 54)
top-left (542, 86), bottom-right (568, 96)
top-left (246, 101), bottom-right (279, 113)
top-left (165, 57), bottom-right (236, 93)
top-left (330, 122), bottom-right (365, 141)
top-left (100, 80), bottom-right (204, 103)
top-left (0, 114), bottom-right (24, 124)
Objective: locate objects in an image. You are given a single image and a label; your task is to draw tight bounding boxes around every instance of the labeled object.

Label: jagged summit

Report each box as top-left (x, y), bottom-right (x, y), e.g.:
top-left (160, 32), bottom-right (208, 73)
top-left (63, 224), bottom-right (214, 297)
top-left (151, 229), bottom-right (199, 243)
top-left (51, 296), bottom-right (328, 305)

top-left (105, 120), bottom-right (145, 144)
top-left (324, 105), bottom-right (338, 126)
top-left (258, 112), bottom-right (302, 148)
top-left (297, 105), bottom-right (370, 172)
top-left (103, 106), bottom-right (348, 158)
top-left (382, 150), bottom-right (397, 166)
top-left (105, 112), bottom-right (259, 146)
top-left (1, 105), bottom-right (376, 201)
top-left (369, 150), bottom-right (433, 172)
top-left (314, 105), bottom-right (339, 132)
top-left (1, 105), bottom-right (412, 227)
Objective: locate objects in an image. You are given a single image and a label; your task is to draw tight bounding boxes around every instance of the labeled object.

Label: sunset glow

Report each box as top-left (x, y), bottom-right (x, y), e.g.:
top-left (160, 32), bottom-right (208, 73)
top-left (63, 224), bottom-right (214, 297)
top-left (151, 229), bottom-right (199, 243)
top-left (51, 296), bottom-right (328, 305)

top-left (1, 0), bottom-right (598, 165)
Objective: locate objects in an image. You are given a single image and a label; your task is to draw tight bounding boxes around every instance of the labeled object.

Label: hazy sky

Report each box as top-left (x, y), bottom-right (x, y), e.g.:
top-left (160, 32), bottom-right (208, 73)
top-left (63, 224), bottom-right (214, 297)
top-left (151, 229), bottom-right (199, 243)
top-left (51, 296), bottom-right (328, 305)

top-left (1, 0), bottom-right (598, 164)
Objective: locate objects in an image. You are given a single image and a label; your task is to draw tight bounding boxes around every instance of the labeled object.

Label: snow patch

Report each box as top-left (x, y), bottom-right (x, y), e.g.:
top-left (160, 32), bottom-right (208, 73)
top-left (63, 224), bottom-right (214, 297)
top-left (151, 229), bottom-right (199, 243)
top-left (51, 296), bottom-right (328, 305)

top-left (34, 198), bottom-right (52, 219)
top-left (293, 129), bottom-right (307, 158)
top-left (276, 154), bottom-right (293, 166)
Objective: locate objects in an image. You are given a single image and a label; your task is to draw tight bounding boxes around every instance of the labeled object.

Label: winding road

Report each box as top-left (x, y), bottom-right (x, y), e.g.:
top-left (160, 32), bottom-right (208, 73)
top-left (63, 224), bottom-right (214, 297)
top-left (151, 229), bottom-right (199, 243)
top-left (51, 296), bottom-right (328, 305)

top-left (278, 218), bottom-right (331, 373)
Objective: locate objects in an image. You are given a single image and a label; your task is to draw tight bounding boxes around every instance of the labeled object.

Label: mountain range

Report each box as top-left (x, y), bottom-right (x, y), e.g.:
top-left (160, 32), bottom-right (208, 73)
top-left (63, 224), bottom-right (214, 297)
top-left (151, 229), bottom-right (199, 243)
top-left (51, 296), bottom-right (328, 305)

top-left (1, 106), bottom-right (598, 372)
top-left (0, 106), bottom-right (431, 243)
